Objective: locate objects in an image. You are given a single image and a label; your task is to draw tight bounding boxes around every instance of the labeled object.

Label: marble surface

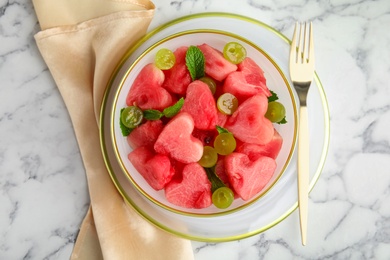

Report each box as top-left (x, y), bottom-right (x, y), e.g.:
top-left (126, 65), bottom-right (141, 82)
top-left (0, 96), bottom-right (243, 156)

top-left (1, 0), bottom-right (390, 259)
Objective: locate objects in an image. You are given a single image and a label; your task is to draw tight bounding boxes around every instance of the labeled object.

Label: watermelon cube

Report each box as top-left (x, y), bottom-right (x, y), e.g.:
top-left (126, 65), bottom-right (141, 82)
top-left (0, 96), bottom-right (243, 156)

top-left (165, 162), bottom-right (212, 209)
top-left (126, 63), bottom-right (174, 110)
top-left (128, 146), bottom-right (175, 190)
top-left (224, 152), bottom-right (276, 201)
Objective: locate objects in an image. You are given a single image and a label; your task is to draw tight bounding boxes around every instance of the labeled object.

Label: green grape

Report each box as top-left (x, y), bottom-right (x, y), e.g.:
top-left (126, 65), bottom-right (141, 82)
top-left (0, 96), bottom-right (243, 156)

top-left (199, 76), bottom-right (217, 94)
top-left (121, 106), bottom-right (143, 128)
top-left (217, 93), bottom-right (238, 115)
top-left (223, 42), bottom-right (247, 64)
top-left (265, 101), bottom-right (286, 123)
top-left (212, 187), bottom-right (234, 209)
top-left (198, 146), bottom-right (218, 168)
top-left (155, 48), bottom-right (176, 70)
top-left (214, 133), bottom-right (236, 155)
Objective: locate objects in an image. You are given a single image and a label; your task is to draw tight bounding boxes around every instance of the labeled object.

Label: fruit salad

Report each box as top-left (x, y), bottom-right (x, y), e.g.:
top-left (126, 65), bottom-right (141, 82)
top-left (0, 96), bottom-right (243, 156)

top-left (120, 41), bottom-right (287, 210)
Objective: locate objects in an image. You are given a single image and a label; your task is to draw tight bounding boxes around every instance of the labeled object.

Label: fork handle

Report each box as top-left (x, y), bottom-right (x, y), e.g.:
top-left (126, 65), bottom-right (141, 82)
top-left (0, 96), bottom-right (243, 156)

top-left (298, 105), bottom-right (309, 246)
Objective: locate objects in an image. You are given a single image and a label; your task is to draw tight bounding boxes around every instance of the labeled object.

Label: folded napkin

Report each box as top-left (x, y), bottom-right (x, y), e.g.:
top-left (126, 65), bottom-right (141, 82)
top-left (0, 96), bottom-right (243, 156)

top-left (32, 0), bottom-right (194, 259)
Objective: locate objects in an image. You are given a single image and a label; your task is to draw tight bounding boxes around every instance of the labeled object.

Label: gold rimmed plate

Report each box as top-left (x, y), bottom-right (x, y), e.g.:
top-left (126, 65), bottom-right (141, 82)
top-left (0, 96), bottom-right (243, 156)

top-left (100, 13), bottom-right (330, 241)
top-left (111, 29), bottom-right (297, 216)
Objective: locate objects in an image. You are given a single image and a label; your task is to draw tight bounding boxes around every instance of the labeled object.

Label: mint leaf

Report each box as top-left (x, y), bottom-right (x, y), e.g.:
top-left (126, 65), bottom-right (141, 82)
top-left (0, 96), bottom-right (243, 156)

top-left (163, 97), bottom-right (184, 118)
top-left (268, 90), bottom-right (279, 102)
top-left (205, 167), bottom-right (226, 193)
top-left (120, 108), bottom-right (133, 136)
top-left (185, 46), bottom-right (205, 81)
top-left (216, 125), bottom-right (231, 134)
top-left (143, 109), bottom-right (163, 120)
top-left (276, 116), bottom-right (287, 124)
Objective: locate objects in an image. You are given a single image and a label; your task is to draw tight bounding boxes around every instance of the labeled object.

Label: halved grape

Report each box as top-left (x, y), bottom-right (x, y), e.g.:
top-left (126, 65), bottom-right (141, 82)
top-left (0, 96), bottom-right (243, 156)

top-left (265, 101), bottom-right (286, 123)
top-left (121, 106), bottom-right (143, 128)
top-left (214, 133), bottom-right (236, 155)
top-left (198, 146), bottom-right (218, 168)
top-left (199, 76), bottom-right (217, 94)
top-left (155, 48), bottom-right (176, 70)
top-left (217, 93), bottom-right (238, 115)
top-left (223, 42), bottom-right (247, 64)
top-left (212, 187), bottom-right (234, 209)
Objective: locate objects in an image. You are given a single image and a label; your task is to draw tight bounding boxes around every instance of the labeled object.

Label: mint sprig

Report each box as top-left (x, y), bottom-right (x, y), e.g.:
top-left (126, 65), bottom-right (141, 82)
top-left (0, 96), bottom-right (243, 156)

top-left (186, 46), bottom-right (205, 81)
top-left (204, 167), bottom-right (226, 193)
top-left (142, 97), bottom-right (184, 122)
top-left (267, 90), bottom-right (287, 124)
top-left (143, 109), bottom-right (163, 120)
top-left (163, 97), bottom-right (184, 118)
top-left (216, 125), bottom-right (231, 134)
top-left (277, 117), bottom-right (287, 124)
top-left (268, 90), bottom-right (279, 102)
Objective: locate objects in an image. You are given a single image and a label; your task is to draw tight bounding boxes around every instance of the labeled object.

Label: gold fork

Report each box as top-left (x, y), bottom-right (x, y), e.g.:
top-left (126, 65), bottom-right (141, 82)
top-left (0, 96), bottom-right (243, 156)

top-left (289, 22), bottom-right (315, 246)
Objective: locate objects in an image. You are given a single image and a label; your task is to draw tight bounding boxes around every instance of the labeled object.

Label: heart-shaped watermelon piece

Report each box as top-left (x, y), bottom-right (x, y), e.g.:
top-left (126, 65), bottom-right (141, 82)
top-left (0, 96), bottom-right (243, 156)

top-left (225, 94), bottom-right (274, 145)
top-left (128, 146), bottom-right (175, 190)
top-left (237, 57), bottom-right (270, 97)
top-left (236, 129), bottom-right (283, 160)
top-left (154, 112), bottom-right (203, 163)
top-left (198, 43), bottom-right (237, 81)
top-left (181, 80), bottom-right (218, 130)
top-left (224, 152), bottom-right (276, 201)
top-left (165, 163), bottom-right (212, 209)
top-left (126, 63), bottom-right (174, 110)
top-left (127, 119), bottom-right (164, 149)
top-left (162, 46), bottom-right (192, 95)
top-left (223, 71), bottom-right (270, 103)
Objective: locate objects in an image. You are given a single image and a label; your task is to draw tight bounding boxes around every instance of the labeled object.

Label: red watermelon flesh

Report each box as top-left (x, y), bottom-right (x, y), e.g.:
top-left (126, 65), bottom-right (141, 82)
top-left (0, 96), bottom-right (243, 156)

top-left (225, 94), bottom-right (274, 145)
top-left (154, 112), bottom-right (203, 163)
top-left (198, 43), bottom-right (237, 81)
top-left (216, 111), bottom-right (228, 127)
top-left (170, 159), bottom-right (186, 182)
top-left (162, 46), bottom-right (192, 95)
top-left (181, 80), bottom-right (218, 130)
top-left (128, 146), bottom-right (175, 190)
top-left (215, 157), bottom-right (239, 198)
top-left (215, 157), bottom-right (230, 186)
top-left (224, 152), bottom-right (276, 201)
top-left (192, 128), bottom-right (217, 146)
top-left (127, 120), bottom-right (164, 149)
top-left (237, 57), bottom-right (270, 97)
top-left (126, 63), bottom-right (174, 110)
top-left (165, 162), bottom-right (212, 209)
top-left (236, 129), bottom-right (283, 160)
top-left (223, 71), bottom-right (270, 103)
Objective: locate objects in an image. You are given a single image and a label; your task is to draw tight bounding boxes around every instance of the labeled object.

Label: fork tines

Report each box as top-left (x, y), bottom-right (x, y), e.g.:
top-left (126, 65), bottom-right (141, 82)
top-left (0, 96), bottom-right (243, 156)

top-left (291, 22), bottom-right (314, 65)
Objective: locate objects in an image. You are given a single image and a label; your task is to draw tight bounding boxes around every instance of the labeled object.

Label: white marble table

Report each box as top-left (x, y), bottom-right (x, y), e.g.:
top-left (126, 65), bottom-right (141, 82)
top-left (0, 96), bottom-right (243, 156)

top-left (1, 0), bottom-right (390, 259)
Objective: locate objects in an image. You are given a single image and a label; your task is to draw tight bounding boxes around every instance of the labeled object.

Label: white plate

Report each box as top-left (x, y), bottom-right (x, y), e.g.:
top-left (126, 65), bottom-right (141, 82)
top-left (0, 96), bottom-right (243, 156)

top-left (111, 30), bottom-right (297, 215)
top-left (100, 13), bottom-right (330, 241)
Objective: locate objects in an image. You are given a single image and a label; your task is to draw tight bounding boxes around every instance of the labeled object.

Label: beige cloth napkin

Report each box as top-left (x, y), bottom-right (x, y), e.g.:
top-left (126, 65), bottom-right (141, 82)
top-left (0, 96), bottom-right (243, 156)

top-left (32, 0), bottom-right (194, 259)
